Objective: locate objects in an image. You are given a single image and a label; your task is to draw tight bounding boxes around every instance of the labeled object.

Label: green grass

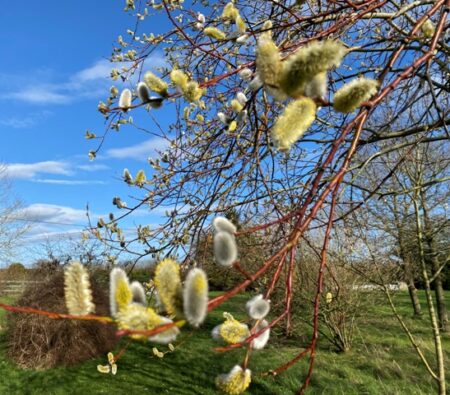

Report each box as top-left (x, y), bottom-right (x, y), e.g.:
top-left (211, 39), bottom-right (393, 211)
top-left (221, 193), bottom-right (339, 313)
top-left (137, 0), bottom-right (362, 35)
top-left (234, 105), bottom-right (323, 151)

top-left (0, 291), bottom-right (449, 394)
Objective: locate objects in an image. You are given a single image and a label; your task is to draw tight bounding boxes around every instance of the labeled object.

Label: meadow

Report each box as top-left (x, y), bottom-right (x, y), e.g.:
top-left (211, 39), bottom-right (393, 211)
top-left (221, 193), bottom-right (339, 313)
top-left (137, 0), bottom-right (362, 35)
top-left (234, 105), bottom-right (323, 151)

top-left (0, 291), bottom-right (448, 395)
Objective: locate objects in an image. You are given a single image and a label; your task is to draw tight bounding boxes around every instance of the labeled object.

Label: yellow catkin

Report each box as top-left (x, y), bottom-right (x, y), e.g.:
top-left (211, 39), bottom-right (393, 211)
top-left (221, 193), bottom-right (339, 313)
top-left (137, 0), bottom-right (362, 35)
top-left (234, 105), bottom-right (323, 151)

top-left (231, 99), bottom-right (244, 113)
top-left (183, 81), bottom-right (204, 102)
top-left (256, 35), bottom-right (282, 89)
top-left (170, 70), bottom-right (204, 102)
top-left (216, 365), bottom-right (251, 395)
top-left (280, 40), bottom-right (347, 97)
top-left (135, 170), bottom-right (146, 186)
top-left (116, 304), bottom-right (167, 340)
top-left (271, 97), bottom-right (317, 151)
top-left (218, 313), bottom-right (250, 344)
top-left (228, 120), bottom-right (237, 132)
top-left (144, 71), bottom-right (169, 97)
top-left (64, 261), bottom-right (95, 316)
top-left (421, 19), bottom-right (435, 38)
top-left (235, 15), bottom-right (246, 34)
top-left (333, 77), bottom-right (379, 113)
top-left (204, 27), bottom-right (226, 41)
top-left (183, 268), bottom-right (209, 327)
top-left (110, 268), bottom-right (132, 316)
top-left (170, 69), bottom-right (189, 90)
top-left (115, 278), bottom-right (133, 312)
top-left (154, 258), bottom-right (182, 316)
top-left (222, 3), bottom-right (239, 20)
top-left (326, 292), bottom-right (333, 304)
top-left (97, 364), bottom-right (111, 374)
top-left (107, 352), bottom-right (115, 365)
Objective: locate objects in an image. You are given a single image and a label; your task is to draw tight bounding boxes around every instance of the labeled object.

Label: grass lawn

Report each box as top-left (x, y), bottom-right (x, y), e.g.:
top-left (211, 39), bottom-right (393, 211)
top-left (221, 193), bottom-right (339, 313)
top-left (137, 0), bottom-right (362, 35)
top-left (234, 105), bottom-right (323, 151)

top-left (0, 291), bottom-right (449, 395)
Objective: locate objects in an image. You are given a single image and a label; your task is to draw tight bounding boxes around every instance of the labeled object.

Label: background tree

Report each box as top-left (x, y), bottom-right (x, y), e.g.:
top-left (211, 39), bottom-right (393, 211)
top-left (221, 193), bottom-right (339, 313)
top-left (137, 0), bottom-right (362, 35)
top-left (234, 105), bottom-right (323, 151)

top-left (0, 165), bottom-right (29, 264)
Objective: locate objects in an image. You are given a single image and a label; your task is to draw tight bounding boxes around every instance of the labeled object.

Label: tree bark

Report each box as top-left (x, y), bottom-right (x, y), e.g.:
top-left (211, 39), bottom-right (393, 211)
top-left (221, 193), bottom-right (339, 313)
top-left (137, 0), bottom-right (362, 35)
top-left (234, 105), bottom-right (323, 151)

top-left (393, 197), bottom-right (422, 316)
top-left (413, 197), bottom-right (446, 395)
top-left (420, 190), bottom-right (448, 332)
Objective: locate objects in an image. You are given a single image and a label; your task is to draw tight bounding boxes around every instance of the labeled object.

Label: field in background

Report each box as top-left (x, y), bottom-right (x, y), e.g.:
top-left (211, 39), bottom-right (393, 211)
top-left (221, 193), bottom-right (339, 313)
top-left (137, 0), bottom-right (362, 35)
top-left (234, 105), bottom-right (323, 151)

top-left (0, 291), bottom-right (449, 395)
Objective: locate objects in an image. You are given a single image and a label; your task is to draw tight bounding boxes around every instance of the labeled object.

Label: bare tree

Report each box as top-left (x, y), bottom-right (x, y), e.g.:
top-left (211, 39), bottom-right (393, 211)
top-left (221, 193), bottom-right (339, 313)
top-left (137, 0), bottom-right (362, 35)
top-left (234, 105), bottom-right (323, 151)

top-left (0, 165), bottom-right (29, 264)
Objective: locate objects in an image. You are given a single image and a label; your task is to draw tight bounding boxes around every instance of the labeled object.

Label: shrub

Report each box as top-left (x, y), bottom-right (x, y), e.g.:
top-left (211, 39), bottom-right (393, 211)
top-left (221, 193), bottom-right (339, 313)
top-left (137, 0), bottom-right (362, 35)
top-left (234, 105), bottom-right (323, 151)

top-left (7, 270), bottom-right (117, 369)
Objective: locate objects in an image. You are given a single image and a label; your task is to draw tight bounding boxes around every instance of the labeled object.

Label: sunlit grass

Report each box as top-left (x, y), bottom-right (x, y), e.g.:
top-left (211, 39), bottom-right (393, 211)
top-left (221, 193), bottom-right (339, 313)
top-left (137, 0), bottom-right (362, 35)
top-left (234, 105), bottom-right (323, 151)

top-left (0, 291), bottom-right (448, 394)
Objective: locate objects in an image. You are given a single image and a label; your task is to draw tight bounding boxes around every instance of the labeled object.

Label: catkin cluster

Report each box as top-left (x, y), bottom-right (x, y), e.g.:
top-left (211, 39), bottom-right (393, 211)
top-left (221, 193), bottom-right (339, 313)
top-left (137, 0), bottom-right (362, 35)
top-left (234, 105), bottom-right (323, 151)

top-left (212, 290), bottom-right (271, 393)
top-left (170, 69), bottom-right (204, 102)
top-left (254, 35), bottom-right (347, 149)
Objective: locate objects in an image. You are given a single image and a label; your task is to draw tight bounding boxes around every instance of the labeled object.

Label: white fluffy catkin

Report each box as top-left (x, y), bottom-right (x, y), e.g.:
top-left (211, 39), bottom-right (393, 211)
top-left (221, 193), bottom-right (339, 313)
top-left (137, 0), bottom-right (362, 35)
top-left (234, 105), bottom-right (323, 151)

top-left (119, 88), bottom-right (132, 110)
top-left (238, 68), bottom-right (253, 81)
top-left (214, 231), bottom-right (238, 267)
top-left (137, 82), bottom-right (151, 103)
top-left (212, 217), bottom-right (237, 234)
top-left (64, 261), bottom-right (95, 316)
top-left (183, 268), bottom-right (209, 327)
top-left (130, 281), bottom-right (147, 305)
top-left (251, 319), bottom-right (270, 350)
top-left (246, 294), bottom-right (270, 320)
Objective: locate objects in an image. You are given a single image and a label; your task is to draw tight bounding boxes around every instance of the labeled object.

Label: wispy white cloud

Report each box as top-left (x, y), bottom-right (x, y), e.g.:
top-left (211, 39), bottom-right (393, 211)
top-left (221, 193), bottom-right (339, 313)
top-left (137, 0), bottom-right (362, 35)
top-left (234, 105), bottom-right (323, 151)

top-left (74, 59), bottom-right (112, 82)
top-left (33, 179), bottom-right (107, 185)
top-left (0, 110), bottom-right (53, 129)
top-left (16, 204), bottom-right (104, 245)
top-left (24, 229), bottom-right (84, 243)
top-left (16, 203), bottom-right (92, 224)
top-left (0, 55), bottom-right (166, 105)
top-left (106, 137), bottom-right (168, 160)
top-left (9, 88), bottom-right (70, 105)
top-left (4, 161), bottom-right (72, 179)
top-left (77, 163), bottom-right (110, 172)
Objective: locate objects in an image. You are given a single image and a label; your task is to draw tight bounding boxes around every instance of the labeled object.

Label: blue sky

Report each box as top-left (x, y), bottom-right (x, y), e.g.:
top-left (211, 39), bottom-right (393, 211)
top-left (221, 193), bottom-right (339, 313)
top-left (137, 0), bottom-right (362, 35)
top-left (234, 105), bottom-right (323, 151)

top-left (0, 1), bottom-right (172, 265)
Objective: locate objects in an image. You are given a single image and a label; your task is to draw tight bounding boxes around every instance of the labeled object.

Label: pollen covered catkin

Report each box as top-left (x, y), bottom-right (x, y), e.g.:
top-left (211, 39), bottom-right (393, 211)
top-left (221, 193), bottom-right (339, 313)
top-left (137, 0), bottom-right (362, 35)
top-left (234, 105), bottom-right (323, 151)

top-left (333, 77), bottom-right (379, 113)
top-left (421, 19), bottom-right (435, 38)
top-left (204, 27), bottom-right (226, 41)
top-left (256, 35), bottom-right (282, 89)
top-left (216, 365), bottom-right (251, 395)
top-left (222, 2), bottom-right (239, 20)
top-left (154, 258), bottom-right (182, 316)
top-left (144, 72), bottom-right (169, 97)
top-left (110, 267), bottom-right (132, 317)
top-left (170, 69), bottom-right (189, 91)
top-left (64, 261), bottom-right (95, 316)
top-left (280, 40), bottom-right (346, 97)
top-left (271, 97), bottom-right (316, 151)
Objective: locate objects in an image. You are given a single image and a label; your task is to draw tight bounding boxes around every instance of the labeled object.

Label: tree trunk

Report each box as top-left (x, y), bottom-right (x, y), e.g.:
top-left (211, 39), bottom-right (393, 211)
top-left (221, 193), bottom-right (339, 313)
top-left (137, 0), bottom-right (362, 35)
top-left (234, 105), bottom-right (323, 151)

top-left (420, 191), bottom-right (448, 332)
top-left (393, 197), bottom-right (422, 316)
top-left (413, 198), bottom-right (446, 395)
